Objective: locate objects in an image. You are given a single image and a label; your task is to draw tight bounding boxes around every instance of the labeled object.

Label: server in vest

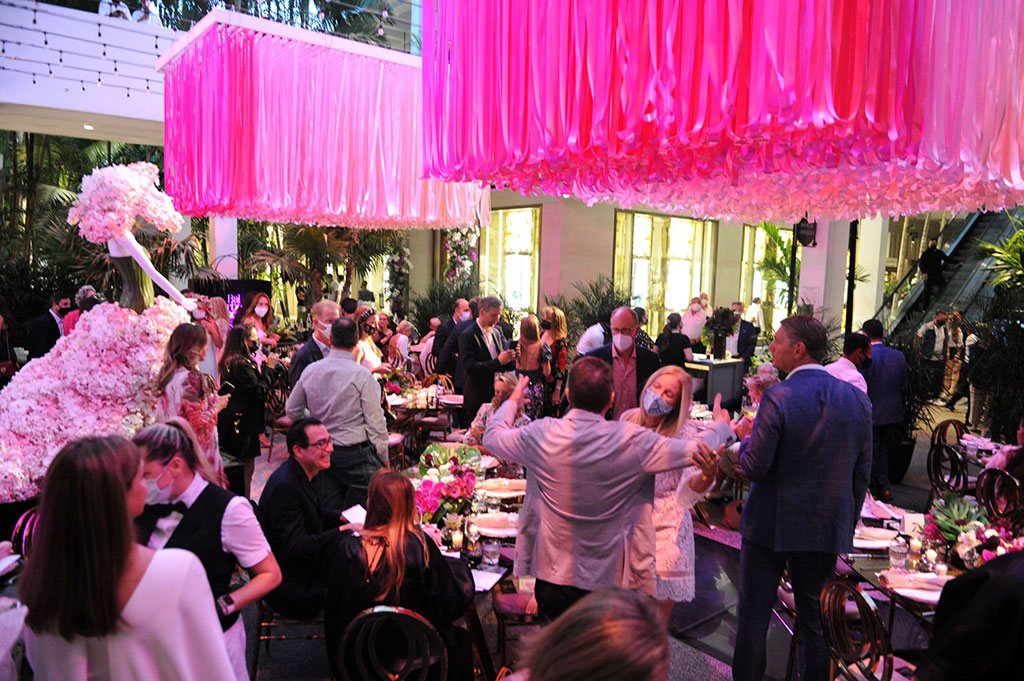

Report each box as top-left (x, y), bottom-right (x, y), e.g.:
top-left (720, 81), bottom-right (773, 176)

top-left (135, 419), bottom-right (282, 681)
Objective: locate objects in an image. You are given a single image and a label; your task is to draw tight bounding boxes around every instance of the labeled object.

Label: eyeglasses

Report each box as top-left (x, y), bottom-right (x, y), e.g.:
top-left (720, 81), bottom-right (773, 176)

top-left (306, 438), bottom-right (332, 450)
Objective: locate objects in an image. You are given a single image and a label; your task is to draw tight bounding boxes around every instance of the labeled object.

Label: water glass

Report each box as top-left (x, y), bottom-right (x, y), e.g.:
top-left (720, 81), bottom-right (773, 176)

top-left (486, 494), bottom-right (502, 514)
top-left (888, 537), bottom-right (909, 569)
top-left (482, 539), bottom-right (501, 568)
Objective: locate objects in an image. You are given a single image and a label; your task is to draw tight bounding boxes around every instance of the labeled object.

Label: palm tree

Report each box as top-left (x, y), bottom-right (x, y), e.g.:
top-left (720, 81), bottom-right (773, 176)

top-left (978, 210), bottom-right (1024, 288)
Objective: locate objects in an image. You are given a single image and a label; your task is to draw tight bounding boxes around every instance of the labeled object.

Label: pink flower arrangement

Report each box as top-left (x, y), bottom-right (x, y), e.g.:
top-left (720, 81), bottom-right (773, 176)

top-left (0, 298), bottom-right (188, 502)
top-left (67, 162), bottom-right (183, 244)
top-left (414, 459), bottom-right (478, 523)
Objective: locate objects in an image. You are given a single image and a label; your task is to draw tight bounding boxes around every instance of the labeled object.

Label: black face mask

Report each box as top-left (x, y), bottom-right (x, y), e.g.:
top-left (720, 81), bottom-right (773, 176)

top-left (247, 341), bottom-right (259, 354)
top-left (363, 324), bottom-right (376, 335)
top-left (58, 307), bottom-right (72, 317)
top-left (540, 320), bottom-right (552, 330)
top-left (860, 357), bottom-right (873, 370)
top-left (935, 319), bottom-right (947, 327)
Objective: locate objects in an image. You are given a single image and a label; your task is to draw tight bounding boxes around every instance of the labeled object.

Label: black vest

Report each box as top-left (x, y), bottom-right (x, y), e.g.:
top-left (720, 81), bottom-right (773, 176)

top-left (136, 483), bottom-right (240, 630)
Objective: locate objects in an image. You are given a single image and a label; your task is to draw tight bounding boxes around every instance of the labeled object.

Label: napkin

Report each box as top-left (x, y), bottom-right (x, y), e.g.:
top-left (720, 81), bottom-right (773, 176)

top-left (878, 570), bottom-right (952, 591)
top-left (341, 505), bottom-right (366, 525)
top-left (854, 526), bottom-right (898, 541)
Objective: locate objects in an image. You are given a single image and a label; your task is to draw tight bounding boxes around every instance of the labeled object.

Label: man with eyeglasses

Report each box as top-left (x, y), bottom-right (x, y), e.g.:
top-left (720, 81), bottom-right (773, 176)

top-left (286, 316), bottom-right (389, 510)
top-left (258, 417), bottom-right (348, 620)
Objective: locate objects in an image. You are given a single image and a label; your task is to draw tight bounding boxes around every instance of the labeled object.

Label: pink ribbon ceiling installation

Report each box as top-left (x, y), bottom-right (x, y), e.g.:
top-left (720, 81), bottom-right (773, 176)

top-left (162, 12), bottom-right (487, 229)
top-left (422, 0), bottom-right (1024, 223)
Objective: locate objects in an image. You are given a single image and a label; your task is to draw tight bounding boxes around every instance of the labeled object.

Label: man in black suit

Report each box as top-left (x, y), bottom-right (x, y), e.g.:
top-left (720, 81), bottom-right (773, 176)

top-left (27, 291), bottom-right (70, 360)
top-left (729, 301), bottom-right (759, 368)
top-left (433, 297), bottom-right (470, 369)
top-left (457, 296), bottom-right (516, 425)
top-left (436, 297), bottom-right (480, 380)
top-left (258, 417), bottom-right (345, 620)
top-left (584, 307), bottom-right (660, 420)
top-left (861, 319), bottom-right (907, 500)
top-left (288, 299), bottom-right (340, 389)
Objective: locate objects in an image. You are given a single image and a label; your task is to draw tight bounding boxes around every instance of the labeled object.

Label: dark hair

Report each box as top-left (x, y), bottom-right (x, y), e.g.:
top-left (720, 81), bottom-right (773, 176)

top-left (632, 307), bottom-right (647, 324)
top-left (233, 290), bottom-right (272, 327)
top-left (341, 297), bottom-right (359, 315)
top-left (20, 436), bottom-right (140, 640)
top-left (479, 296), bottom-right (503, 312)
top-left (567, 357), bottom-right (614, 413)
top-left (134, 418), bottom-right (215, 483)
top-left (156, 323), bottom-right (208, 393)
top-left (330, 317), bottom-right (359, 349)
top-left (50, 291), bottom-right (69, 306)
top-left (218, 324), bottom-right (255, 378)
top-left (657, 313), bottom-right (682, 354)
top-left (80, 296), bottom-right (103, 313)
top-left (843, 332), bottom-right (871, 357)
top-left (779, 316), bottom-right (828, 363)
top-left (468, 297), bottom-right (481, 318)
top-left (861, 319), bottom-right (885, 340)
top-left (287, 417), bottom-right (323, 457)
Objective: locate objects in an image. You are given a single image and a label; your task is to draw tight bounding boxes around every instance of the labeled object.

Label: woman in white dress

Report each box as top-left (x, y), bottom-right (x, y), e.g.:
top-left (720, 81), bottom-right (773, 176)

top-left (353, 305), bottom-right (393, 375)
top-left (620, 365), bottom-right (721, 616)
top-left (19, 435), bottom-right (234, 681)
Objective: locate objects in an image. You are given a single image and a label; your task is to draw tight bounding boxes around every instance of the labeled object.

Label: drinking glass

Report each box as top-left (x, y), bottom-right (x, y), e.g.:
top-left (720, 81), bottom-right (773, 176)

top-left (486, 494), bottom-right (502, 514)
top-left (482, 539), bottom-right (501, 569)
top-left (741, 395), bottom-right (758, 420)
top-left (888, 537), bottom-right (909, 569)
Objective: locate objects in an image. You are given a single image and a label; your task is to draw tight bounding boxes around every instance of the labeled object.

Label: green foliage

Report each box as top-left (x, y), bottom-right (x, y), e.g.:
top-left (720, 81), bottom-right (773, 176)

top-left (888, 322), bottom-right (937, 441)
top-left (979, 286), bottom-right (1024, 440)
top-left (978, 211), bottom-right (1024, 288)
top-left (545, 276), bottom-right (630, 351)
top-left (408, 278), bottom-right (478, 335)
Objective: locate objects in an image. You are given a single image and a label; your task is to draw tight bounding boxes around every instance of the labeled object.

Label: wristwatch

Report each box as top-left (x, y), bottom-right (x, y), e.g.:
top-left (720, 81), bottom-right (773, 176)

top-left (216, 594), bottom-right (236, 617)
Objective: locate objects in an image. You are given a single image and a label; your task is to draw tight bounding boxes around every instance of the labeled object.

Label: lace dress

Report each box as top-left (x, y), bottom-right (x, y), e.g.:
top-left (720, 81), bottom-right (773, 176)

top-left (653, 420), bottom-right (710, 602)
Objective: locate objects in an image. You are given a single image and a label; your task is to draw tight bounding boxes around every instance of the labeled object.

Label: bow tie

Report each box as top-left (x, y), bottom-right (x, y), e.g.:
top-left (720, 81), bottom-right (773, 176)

top-left (150, 501), bottom-right (188, 518)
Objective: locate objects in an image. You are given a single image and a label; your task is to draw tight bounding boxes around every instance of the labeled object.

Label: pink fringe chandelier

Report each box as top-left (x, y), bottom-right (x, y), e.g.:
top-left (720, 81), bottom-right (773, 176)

top-left (422, 0), bottom-right (1024, 223)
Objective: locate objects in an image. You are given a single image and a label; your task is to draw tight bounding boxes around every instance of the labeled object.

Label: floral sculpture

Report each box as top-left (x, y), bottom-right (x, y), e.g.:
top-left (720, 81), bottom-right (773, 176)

top-left (0, 299), bottom-right (188, 502)
top-left (67, 162), bottom-right (195, 313)
top-left (414, 460), bottom-right (478, 524)
top-left (443, 226), bottom-right (478, 282)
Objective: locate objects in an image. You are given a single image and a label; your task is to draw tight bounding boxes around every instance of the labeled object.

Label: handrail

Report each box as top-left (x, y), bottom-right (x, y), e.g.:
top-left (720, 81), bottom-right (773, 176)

top-left (873, 212), bottom-right (980, 330)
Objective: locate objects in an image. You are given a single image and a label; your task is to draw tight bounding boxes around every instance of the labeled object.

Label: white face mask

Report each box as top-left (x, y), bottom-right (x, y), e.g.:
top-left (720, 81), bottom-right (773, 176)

top-left (459, 311), bottom-right (472, 323)
top-left (144, 465), bottom-right (174, 505)
top-left (254, 304), bottom-right (270, 318)
top-left (612, 333), bottom-right (634, 353)
top-left (192, 309), bottom-right (206, 320)
top-left (690, 303), bottom-right (702, 313)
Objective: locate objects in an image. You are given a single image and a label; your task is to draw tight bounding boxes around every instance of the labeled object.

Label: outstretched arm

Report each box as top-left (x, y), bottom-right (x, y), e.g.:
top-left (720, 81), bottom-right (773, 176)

top-left (108, 233), bottom-right (196, 311)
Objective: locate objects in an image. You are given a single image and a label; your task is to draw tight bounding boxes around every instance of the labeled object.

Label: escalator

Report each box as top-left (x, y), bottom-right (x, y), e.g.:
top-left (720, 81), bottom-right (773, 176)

top-left (875, 209), bottom-right (1021, 335)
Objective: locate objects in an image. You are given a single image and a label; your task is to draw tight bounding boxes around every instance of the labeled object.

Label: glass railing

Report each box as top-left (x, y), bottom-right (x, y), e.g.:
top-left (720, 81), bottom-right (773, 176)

top-left (35, 0), bottom-right (423, 54)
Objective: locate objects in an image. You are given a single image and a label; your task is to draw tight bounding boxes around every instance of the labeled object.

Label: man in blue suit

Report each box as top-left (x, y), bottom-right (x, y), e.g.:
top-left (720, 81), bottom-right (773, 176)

top-left (733, 316), bottom-right (872, 681)
top-left (861, 319), bottom-right (907, 500)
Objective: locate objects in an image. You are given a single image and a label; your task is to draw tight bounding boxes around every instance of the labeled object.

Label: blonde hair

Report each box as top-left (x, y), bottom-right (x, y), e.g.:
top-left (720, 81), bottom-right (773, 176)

top-left (354, 305), bottom-right (383, 358)
top-left (521, 589), bottom-right (669, 681)
top-left (543, 306), bottom-right (568, 341)
top-left (133, 417), bottom-right (218, 485)
top-left (208, 296), bottom-right (229, 322)
top-left (622, 365), bottom-right (692, 438)
top-left (520, 314), bottom-right (541, 343)
top-left (491, 372), bottom-right (519, 408)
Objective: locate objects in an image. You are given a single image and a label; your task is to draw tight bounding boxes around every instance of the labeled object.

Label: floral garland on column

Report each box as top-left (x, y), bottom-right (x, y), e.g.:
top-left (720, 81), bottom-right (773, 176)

top-left (385, 237), bottom-right (412, 317)
top-left (444, 225), bottom-right (478, 282)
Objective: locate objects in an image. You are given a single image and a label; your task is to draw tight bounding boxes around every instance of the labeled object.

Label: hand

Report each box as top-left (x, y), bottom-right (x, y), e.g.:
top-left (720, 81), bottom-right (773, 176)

top-left (374, 363), bottom-right (394, 375)
top-left (691, 442), bottom-right (715, 476)
top-left (711, 394), bottom-right (730, 424)
top-left (695, 445), bottom-right (723, 478)
top-left (509, 375), bottom-right (530, 408)
top-left (338, 522), bottom-right (363, 534)
top-left (265, 352), bottom-right (280, 369)
top-left (498, 349), bottom-right (516, 365)
top-left (214, 394), bottom-right (230, 413)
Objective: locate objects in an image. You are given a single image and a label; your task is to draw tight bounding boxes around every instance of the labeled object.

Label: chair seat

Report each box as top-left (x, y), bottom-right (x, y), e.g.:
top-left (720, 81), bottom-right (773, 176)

top-left (388, 433), bottom-right (405, 448)
top-left (446, 430), bottom-right (467, 443)
top-left (417, 415), bottom-right (450, 427)
top-left (844, 655), bottom-right (916, 681)
top-left (493, 591), bottom-right (538, 617)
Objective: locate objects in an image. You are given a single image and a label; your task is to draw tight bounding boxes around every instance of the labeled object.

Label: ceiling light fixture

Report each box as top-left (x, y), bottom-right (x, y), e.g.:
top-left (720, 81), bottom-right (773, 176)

top-left (83, 124), bottom-right (95, 131)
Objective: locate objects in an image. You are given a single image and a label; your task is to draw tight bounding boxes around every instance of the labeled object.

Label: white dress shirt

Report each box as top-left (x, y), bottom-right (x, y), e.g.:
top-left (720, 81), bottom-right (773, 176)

top-left (680, 310), bottom-right (707, 342)
top-left (49, 309), bottom-right (65, 337)
top-left (575, 323), bottom-right (606, 355)
top-left (286, 350), bottom-right (389, 461)
top-left (824, 357), bottom-right (868, 394)
top-left (745, 303), bottom-right (765, 329)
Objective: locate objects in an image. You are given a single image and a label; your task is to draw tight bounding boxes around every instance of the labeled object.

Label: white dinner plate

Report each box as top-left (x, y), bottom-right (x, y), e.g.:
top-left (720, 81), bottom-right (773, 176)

top-left (852, 538), bottom-right (894, 550)
top-left (475, 513), bottom-right (519, 538)
top-left (893, 587), bottom-right (942, 605)
top-left (439, 395), bottom-right (464, 406)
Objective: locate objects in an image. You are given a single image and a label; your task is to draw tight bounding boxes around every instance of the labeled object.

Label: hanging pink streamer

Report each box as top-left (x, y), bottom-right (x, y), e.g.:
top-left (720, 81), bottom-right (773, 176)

top-left (163, 23), bottom-right (487, 229)
top-left (422, 0), bottom-right (1024, 223)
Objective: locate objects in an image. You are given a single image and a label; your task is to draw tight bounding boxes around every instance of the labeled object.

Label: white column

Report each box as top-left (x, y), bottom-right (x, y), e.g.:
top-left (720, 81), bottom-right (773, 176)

top-left (852, 216), bottom-right (889, 328)
top-left (537, 201), bottom-right (565, 308)
top-left (798, 220), bottom-right (850, 323)
top-left (714, 222), bottom-right (745, 306)
top-left (209, 215), bottom-right (239, 279)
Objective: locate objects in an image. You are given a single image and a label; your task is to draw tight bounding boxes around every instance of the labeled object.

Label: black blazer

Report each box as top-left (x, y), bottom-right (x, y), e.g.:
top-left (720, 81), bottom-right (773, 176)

top-left (258, 457), bottom-right (343, 612)
top-left (457, 323), bottom-right (514, 421)
top-left (432, 317), bottom-right (458, 365)
top-left (436, 318), bottom-right (476, 379)
top-left (736, 320), bottom-right (758, 367)
top-left (219, 357), bottom-right (273, 434)
top-left (27, 312), bottom-right (61, 360)
top-left (585, 343), bottom-right (661, 403)
top-left (288, 338), bottom-right (325, 389)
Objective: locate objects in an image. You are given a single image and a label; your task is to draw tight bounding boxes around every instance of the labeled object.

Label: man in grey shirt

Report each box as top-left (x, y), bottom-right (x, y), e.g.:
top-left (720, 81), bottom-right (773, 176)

top-left (287, 316), bottom-right (388, 509)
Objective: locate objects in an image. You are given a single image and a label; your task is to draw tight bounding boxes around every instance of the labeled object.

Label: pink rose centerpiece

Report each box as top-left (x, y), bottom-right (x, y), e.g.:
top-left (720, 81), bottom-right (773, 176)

top-left (0, 298), bottom-right (187, 502)
top-left (67, 162), bottom-right (182, 243)
top-left (414, 459), bottom-right (478, 524)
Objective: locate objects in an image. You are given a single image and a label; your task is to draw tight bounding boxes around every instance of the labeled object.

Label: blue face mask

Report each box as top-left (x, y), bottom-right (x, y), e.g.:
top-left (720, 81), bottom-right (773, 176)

top-left (642, 388), bottom-right (675, 417)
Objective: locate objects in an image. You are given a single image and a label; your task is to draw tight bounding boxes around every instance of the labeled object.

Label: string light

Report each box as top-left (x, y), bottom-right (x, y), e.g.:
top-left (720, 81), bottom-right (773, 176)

top-left (97, 23), bottom-right (101, 38)
top-left (0, 64), bottom-right (163, 97)
top-left (113, 60), bottom-right (117, 72)
top-left (43, 32), bottom-right (47, 46)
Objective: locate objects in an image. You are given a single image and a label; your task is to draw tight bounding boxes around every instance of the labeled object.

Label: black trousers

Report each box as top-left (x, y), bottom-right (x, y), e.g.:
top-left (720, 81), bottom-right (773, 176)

top-left (534, 579), bottom-right (591, 622)
top-left (323, 441), bottom-right (382, 511)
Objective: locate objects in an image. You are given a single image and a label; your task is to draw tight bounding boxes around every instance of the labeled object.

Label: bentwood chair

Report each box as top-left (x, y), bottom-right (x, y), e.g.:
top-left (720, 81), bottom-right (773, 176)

top-left (10, 506), bottom-right (39, 558)
top-left (926, 443), bottom-right (972, 503)
top-left (771, 574), bottom-right (800, 681)
top-left (250, 599), bottom-right (325, 679)
top-left (975, 468), bottom-right (1024, 528)
top-left (264, 366), bottom-right (292, 462)
top-left (336, 605), bottom-right (447, 681)
top-left (820, 580), bottom-right (917, 681)
top-left (930, 419), bottom-right (968, 447)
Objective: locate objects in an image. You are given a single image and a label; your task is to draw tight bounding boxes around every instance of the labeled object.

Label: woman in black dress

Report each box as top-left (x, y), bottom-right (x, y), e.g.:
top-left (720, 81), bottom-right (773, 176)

top-left (217, 325), bottom-right (279, 497)
top-left (326, 470), bottom-right (474, 681)
top-left (655, 313), bottom-right (694, 368)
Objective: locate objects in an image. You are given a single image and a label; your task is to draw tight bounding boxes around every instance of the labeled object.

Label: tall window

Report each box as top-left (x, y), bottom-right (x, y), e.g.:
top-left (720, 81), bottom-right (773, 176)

top-left (613, 210), bottom-right (715, 331)
top-left (739, 223), bottom-right (794, 331)
top-left (480, 207), bottom-right (541, 313)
